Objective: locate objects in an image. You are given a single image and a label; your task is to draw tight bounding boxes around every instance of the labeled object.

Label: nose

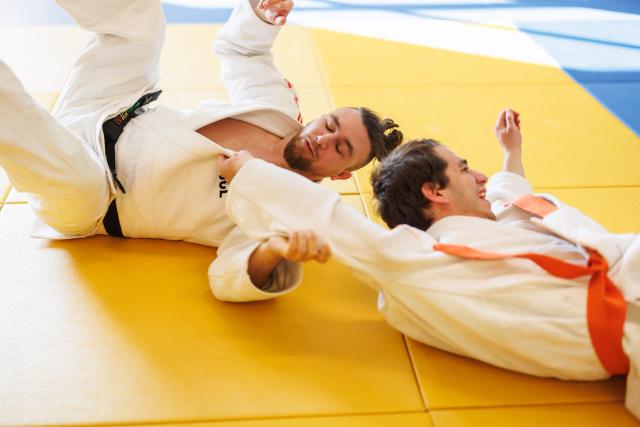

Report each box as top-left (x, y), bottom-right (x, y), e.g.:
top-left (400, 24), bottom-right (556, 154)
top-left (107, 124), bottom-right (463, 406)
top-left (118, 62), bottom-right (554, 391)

top-left (473, 170), bottom-right (488, 184)
top-left (316, 133), bottom-right (337, 149)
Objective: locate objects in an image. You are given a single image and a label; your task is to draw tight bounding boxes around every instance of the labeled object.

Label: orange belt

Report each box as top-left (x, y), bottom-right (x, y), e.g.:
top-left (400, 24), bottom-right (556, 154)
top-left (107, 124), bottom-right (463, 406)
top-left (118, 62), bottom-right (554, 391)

top-left (433, 194), bottom-right (629, 375)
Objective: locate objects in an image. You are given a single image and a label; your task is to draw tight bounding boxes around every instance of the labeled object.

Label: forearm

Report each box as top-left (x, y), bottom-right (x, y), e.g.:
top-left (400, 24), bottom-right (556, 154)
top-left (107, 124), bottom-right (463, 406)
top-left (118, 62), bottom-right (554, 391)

top-left (502, 148), bottom-right (525, 177)
top-left (226, 159), bottom-right (438, 274)
top-left (494, 109), bottom-right (524, 177)
top-left (209, 227), bottom-right (302, 301)
top-left (248, 241), bottom-right (284, 289)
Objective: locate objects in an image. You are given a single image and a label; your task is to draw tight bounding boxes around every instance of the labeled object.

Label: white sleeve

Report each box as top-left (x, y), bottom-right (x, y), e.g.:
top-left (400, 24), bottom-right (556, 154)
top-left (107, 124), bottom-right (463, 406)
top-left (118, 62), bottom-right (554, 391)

top-left (486, 171), bottom-right (534, 216)
top-left (208, 226), bottom-right (303, 302)
top-left (213, 0), bottom-right (300, 120)
top-left (226, 160), bottom-right (438, 290)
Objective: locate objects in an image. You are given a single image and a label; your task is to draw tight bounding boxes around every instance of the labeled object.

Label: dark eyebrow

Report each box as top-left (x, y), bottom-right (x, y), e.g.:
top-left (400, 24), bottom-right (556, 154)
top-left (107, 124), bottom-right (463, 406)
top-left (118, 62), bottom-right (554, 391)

top-left (330, 114), bottom-right (354, 157)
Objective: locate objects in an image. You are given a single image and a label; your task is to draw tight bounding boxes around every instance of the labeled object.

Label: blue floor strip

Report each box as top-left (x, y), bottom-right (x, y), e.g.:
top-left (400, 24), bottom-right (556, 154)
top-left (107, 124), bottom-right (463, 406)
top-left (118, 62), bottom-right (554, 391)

top-left (1, 0), bottom-right (639, 136)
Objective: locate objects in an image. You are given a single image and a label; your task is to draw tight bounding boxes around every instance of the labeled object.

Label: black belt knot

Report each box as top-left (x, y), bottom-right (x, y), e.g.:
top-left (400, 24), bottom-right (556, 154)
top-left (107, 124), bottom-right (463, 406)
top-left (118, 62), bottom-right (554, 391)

top-left (102, 90), bottom-right (162, 237)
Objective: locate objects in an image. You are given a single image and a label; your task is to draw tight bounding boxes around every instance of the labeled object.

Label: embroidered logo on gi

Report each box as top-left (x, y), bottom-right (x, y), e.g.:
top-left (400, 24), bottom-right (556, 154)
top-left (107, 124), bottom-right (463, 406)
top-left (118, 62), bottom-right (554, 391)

top-left (219, 175), bottom-right (228, 198)
top-left (113, 111), bottom-right (128, 125)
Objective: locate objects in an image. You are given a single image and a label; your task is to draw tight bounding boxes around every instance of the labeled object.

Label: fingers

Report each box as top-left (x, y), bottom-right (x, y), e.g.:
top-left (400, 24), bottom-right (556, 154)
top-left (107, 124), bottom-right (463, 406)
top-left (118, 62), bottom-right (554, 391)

top-left (218, 149), bottom-right (252, 182)
top-left (506, 110), bottom-right (514, 130)
top-left (496, 108), bottom-right (521, 132)
top-left (258, 0), bottom-right (293, 25)
top-left (218, 154), bottom-right (233, 180)
top-left (316, 242), bottom-right (331, 263)
top-left (273, 230), bottom-right (331, 263)
top-left (306, 230), bottom-right (317, 258)
top-left (513, 111), bottom-right (521, 129)
top-left (495, 109), bottom-right (507, 130)
top-left (506, 109), bottom-right (522, 131)
top-left (302, 230), bottom-right (331, 263)
top-left (259, 0), bottom-right (293, 10)
top-left (286, 230), bottom-right (309, 261)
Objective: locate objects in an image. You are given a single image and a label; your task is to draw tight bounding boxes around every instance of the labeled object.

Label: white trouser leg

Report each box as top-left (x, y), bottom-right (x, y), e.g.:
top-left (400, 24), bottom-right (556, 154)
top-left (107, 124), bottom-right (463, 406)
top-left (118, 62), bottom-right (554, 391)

top-left (52, 0), bottom-right (166, 127)
top-left (50, 0), bottom-right (166, 212)
top-left (624, 301), bottom-right (640, 421)
top-left (0, 62), bottom-right (110, 235)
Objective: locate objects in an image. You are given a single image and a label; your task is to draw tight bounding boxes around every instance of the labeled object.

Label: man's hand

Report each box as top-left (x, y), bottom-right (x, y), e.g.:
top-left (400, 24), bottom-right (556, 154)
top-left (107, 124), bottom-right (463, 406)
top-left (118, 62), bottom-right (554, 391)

top-left (266, 230), bottom-right (331, 264)
top-left (254, 0), bottom-right (294, 26)
top-left (494, 108), bottom-right (522, 154)
top-left (248, 230), bottom-right (331, 288)
top-left (494, 108), bottom-right (525, 177)
top-left (220, 150), bottom-right (255, 183)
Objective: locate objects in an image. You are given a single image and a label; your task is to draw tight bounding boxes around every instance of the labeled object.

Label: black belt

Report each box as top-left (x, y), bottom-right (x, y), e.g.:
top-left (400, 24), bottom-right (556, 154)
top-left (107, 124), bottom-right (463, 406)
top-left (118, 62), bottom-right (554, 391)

top-left (102, 90), bottom-right (162, 237)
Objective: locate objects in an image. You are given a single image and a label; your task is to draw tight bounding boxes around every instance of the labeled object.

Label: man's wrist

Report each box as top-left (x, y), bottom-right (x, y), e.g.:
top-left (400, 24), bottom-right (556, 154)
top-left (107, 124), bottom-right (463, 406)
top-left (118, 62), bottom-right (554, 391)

top-left (502, 146), bottom-right (522, 157)
top-left (502, 149), bottom-right (525, 177)
top-left (263, 239), bottom-right (285, 263)
top-left (248, 240), bottom-right (284, 289)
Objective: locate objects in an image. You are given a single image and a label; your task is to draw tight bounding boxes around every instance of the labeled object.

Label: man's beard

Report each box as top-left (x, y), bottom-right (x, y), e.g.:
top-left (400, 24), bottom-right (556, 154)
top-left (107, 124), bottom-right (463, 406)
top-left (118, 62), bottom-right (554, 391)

top-left (284, 135), bottom-right (312, 172)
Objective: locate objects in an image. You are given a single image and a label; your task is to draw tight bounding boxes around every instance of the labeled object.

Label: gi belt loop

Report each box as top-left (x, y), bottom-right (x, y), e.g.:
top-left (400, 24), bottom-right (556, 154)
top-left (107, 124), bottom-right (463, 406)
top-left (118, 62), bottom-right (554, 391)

top-left (102, 90), bottom-right (162, 237)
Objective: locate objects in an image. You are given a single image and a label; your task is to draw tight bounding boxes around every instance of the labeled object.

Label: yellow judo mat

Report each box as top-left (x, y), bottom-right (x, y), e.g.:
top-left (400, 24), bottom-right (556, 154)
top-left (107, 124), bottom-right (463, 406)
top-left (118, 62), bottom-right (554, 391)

top-left (1, 7), bottom-right (640, 427)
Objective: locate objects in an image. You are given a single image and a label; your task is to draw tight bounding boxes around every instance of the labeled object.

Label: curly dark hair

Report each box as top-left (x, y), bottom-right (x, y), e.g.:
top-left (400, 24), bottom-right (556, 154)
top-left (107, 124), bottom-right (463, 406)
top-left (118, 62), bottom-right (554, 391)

top-left (355, 107), bottom-right (403, 170)
top-left (370, 139), bottom-right (449, 230)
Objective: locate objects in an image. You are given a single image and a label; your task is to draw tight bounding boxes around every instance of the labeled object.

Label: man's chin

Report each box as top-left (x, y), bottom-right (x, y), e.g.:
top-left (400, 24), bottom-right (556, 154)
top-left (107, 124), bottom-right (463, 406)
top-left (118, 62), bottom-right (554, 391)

top-left (284, 138), bottom-right (312, 172)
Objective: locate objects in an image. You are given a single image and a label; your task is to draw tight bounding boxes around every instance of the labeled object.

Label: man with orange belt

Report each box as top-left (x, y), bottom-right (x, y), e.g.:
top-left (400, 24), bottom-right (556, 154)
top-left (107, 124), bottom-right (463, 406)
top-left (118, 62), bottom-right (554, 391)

top-left (219, 109), bottom-right (639, 419)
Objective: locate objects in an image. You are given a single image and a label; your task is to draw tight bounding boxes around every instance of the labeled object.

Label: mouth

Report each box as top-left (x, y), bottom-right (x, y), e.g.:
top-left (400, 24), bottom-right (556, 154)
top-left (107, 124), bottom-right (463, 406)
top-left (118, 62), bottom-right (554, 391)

top-left (304, 136), bottom-right (317, 160)
top-left (477, 190), bottom-right (487, 199)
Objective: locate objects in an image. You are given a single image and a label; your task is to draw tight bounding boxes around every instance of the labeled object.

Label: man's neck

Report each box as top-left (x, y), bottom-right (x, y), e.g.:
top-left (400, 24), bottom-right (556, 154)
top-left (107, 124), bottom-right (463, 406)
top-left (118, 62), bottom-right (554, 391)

top-left (197, 118), bottom-right (290, 169)
top-left (431, 211), bottom-right (496, 224)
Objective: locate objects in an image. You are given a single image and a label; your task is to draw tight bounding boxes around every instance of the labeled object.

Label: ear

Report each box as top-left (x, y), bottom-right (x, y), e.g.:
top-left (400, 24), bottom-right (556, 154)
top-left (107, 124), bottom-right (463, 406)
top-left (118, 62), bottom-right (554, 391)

top-left (330, 170), bottom-right (353, 181)
top-left (421, 182), bottom-right (449, 205)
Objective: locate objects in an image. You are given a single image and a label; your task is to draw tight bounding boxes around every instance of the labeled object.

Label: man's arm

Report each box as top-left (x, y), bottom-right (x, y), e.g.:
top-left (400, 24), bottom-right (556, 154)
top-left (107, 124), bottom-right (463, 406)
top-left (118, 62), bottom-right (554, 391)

top-left (213, 0), bottom-right (299, 119)
top-left (209, 226), bottom-right (303, 301)
top-left (486, 109), bottom-right (529, 213)
top-left (248, 230), bottom-right (330, 288)
top-left (209, 155), bottom-right (330, 302)
top-left (220, 153), bottom-right (439, 286)
top-left (494, 109), bottom-right (524, 177)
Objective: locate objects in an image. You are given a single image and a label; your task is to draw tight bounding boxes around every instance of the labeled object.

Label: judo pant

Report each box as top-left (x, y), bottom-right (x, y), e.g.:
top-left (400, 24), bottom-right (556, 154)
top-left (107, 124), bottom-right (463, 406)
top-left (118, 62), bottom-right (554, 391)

top-left (0, 62), bottom-right (109, 234)
top-left (0, 0), bottom-right (164, 235)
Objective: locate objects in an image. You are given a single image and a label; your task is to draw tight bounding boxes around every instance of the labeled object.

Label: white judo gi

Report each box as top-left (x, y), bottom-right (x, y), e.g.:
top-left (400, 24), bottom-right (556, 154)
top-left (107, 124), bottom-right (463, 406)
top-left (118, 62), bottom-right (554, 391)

top-left (223, 158), bottom-right (640, 419)
top-left (0, 0), bottom-right (304, 299)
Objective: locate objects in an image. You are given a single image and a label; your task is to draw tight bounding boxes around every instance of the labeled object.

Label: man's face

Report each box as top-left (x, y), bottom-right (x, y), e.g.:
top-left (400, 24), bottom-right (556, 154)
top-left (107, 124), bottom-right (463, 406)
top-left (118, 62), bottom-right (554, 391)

top-left (435, 146), bottom-right (495, 220)
top-left (284, 107), bottom-right (372, 181)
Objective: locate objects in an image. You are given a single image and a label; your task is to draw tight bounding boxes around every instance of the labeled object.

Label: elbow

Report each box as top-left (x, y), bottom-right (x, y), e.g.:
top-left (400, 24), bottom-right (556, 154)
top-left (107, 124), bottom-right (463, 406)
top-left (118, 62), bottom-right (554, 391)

top-left (208, 275), bottom-right (246, 303)
top-left (208, 274), bottom-right (232, 302)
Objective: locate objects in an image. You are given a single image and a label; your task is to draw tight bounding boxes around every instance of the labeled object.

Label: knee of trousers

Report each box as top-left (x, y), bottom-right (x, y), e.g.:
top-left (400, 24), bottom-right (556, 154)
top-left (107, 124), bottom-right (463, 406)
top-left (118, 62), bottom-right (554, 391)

top-left (34, 173), bottom-right (111, 236)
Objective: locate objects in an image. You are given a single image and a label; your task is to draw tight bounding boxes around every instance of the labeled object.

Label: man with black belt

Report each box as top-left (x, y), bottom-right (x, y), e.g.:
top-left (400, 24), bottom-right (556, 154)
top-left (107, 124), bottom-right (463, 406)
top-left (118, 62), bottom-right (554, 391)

top-left (0, 0), bottom-right (402, 299)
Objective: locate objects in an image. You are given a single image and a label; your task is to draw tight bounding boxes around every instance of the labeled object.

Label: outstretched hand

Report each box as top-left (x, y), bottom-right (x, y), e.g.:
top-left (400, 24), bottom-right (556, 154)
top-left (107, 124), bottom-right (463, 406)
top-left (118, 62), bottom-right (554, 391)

top-left (267, 230), bottom-right (331, 264)
top-left (248, 228), bottom-right (331, 288)
top-left (494, 108), bottom-right (522, 154)
top-left (255, 0), bottom-right (294, 26)
top-left (494, 108), bottom-right (525, 177)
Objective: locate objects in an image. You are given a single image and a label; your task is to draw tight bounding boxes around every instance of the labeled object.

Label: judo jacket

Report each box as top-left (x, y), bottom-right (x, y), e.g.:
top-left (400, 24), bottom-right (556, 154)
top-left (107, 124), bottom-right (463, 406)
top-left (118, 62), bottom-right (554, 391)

top-left (223, 158), bottom-right (640, 417)
top-left (33, 0), bottom-right (305, 300)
